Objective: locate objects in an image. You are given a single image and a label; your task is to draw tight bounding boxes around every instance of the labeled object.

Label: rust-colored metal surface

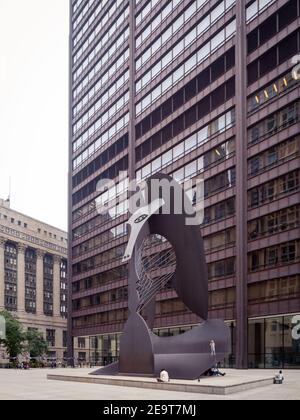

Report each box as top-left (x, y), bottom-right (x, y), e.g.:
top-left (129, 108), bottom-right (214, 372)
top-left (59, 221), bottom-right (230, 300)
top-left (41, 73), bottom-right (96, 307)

top-left (93, 174), bottom-right (230, 379)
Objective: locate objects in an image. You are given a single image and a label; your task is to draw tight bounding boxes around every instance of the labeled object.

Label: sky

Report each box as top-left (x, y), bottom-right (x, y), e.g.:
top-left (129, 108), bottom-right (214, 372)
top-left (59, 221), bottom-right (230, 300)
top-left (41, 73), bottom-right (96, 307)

top-left (0, 0), bottom-right (69, 231)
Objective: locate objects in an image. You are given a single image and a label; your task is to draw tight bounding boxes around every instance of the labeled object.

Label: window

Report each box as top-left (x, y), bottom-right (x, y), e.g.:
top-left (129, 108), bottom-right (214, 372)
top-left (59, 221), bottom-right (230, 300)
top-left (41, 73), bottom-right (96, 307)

top-left (248, 171), bottom-right (299, 208)
top-left (63, 331), bottom-right (67, 348)
top-left (260, 47), bottom-right (277, 76)
top-left (248, 137), bottom-right (299, 176)
top-left (279, 0), bottom-right (298, 30)
top-left (136, 21), bottom-right (236, 114)
top-left (247, 30), bottom-right (300, 85)
top-left (249, 241), bottom-right (299, 271)
top-left (279, 31), bottom-right (298, 64)
top-left (78, 337), bottom-right (86, 349)
top-left (46, 329), bottom-right (56, 347)
top-left (248, 102), bottom-right (299, 144)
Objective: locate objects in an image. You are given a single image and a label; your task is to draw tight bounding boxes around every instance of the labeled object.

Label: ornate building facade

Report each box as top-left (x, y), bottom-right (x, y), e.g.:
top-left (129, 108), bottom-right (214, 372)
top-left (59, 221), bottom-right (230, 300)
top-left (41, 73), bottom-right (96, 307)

top-left (0, 198), bottom-right (88, 363)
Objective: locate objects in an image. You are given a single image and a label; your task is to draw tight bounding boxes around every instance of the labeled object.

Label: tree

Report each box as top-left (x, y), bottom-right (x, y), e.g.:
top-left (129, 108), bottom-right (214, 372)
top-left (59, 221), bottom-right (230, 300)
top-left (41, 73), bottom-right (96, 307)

top-left (25, 329), bottom-right (48, 359)
top-left (0, 310), bottom-right (24, 358)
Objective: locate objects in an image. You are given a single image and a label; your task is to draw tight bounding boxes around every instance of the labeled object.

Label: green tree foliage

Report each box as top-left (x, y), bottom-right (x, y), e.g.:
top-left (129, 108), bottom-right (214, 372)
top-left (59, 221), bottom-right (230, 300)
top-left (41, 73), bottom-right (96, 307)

top-left (0, 310), bottom-right (24, 358)
top-left (25, 329), bottom-right (48, 359)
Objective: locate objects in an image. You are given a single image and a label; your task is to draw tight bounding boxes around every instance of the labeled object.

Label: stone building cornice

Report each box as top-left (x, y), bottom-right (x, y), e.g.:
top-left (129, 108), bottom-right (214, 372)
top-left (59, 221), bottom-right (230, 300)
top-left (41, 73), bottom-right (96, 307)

top-left (0, 225), bottom-right (67, 256)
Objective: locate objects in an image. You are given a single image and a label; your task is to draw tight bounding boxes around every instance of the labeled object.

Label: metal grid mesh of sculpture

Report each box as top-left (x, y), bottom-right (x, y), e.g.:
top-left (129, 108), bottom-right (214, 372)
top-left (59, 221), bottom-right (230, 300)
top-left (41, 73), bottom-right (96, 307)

top-left (135, 236), bottom-right (176, 313)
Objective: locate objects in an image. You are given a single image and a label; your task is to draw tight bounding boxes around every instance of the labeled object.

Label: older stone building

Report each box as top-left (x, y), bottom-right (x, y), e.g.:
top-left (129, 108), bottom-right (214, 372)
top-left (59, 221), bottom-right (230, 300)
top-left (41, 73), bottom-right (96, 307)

top-left (0, 198), bottom-right (88, 363)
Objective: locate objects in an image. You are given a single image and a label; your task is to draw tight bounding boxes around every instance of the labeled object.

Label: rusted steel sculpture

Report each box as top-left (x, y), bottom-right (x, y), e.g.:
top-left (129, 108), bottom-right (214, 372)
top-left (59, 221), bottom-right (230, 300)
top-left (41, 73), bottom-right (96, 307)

top-left (93, 173), bottom-right (230, 379)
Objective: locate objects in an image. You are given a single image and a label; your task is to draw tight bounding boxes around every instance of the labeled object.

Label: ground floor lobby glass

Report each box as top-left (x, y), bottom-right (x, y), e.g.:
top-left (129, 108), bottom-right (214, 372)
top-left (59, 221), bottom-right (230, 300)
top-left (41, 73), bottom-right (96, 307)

top-left (87, 314), bottom-right (300, 369)
top-left (248, 315), bottom-right (300, 369)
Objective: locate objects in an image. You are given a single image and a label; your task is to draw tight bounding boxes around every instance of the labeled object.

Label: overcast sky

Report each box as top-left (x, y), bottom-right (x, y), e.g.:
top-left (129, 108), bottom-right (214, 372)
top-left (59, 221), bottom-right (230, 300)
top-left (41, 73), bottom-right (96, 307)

top-left (0, 0), bottom-right (69, 231)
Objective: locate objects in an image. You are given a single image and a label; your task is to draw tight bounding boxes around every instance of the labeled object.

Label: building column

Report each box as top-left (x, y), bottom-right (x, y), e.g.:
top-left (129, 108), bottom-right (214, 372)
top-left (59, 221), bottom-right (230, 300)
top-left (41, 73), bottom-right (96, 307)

top-left (17, 244), bottom-right (26, 314)
top-left (36, 250), bottom-right (44, 316)
top-left (128, 0), bottom-right (136, 181)
top-left (53, 255), bottom-right (61, 318)
top-left (235, 0), bottom-right (248, 369)
top-left (0, 238), bottom-right (5, 310)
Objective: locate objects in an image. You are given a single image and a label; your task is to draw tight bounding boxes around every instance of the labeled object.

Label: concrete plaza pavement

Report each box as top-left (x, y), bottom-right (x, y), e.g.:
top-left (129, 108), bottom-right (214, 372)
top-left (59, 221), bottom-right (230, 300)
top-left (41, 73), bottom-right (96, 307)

top-left (0, 368), bottom-right (299, 400)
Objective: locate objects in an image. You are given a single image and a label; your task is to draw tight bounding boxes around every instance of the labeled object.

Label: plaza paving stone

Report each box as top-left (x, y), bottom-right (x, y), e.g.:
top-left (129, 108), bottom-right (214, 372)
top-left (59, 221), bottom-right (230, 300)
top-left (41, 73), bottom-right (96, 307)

top-left (0, 368), bottom-right (299, 400)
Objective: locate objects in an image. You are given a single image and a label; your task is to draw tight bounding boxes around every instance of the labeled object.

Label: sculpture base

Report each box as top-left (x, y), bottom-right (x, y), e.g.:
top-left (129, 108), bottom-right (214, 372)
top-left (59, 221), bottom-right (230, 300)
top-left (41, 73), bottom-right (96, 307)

top-left (93, 320), bottom-right (230, 380)
top-left (48, 369), bottom-right (275, 396)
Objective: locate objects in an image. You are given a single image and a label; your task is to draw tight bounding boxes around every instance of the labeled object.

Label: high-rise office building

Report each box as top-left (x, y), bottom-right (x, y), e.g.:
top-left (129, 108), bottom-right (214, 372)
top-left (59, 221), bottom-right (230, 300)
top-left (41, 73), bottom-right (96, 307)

top-left (69, 0), bottom-right (300, 369)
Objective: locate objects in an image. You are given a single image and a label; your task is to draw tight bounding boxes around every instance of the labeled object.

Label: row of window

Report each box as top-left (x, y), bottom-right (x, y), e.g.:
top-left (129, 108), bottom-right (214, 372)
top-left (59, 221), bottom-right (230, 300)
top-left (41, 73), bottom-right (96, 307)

top-left (72, 266), bottom-right (128, 294)
top-left (249, 240), bottom-right (299, 272)
top-left (156, 298), bottom-right (188, 316)
top-left (248, 70), bottom-right (299, 113)
top-left (247, 30), bottom-right (300, 85)
top-left (136, 19), bottom-right (236, 114)
top-left (73, 69), bottom-right (129, 121)
top-left (246, 0), bottom-right (276, 23)
top-left (136, 0), bottom-right (161, 26)
top-left (208, 257), bottom-right (235, 280)
top-left (73, 134), bottom-right (128, 188)
top-left (248, 171), bottom-right (299, 208)
top-left (93, 176), bottom-right (128, 216)
top-left (73, 199), bottom-right (129, 239)
top-left (73, 26), bottom-right (129, 83)
top-left (72, 156), bottom-right (128, 206)
top-left (136, 109), bottom-right (235, 181)
top-left (136, 47), bottom-right (235, 139)
top-left (247, 0), bottom-right (299, 54)
top-left (73, 244), bottom-right (126, 276)
top-left (136, 0), bottom-right (182, 48)
top-left (73, 90), bottom-right (129, 138)
top-left (25, 249), bottom-right (37, 314)
top-left (204, 227), bottom-right (236, 253)
top-left (248, 205), bottom-right (299, 241)
top-left (44, 256), bottom-right (53, 317)
top-left (60, 260), bottom-right (68, 318)
top-left (0, 213), bottom-right (28, 228)
top-left (136, 77), bottom-right (235, 162)
top-left (73, 47), bottom-right (129, 103)
top-left (249, 276), bottom-right (300, 303)
top-left (203, 197), bottom-right (235, 226)
top-left (73, 0), bottom-right (115, 48)
top-left (73, 0), bottom-right (88, 16)
top-left (73, 200), bottom-right (97, 223)
top-left (73, 287), bottom-right (128, 311)
top-left (3, 268), bottom-right (66, 316)
top-left (73, 308), bottom-right (128, 328)
top-left (174, 138), bottom-right (235, 185)
top-left (73, 0), bottom-right (100, 32)
top-left (248, 136), bottom-right (299, 177)
top-left (248, 101), bottom-right (299, 145)
top-left (136, 0), bottom-right (234, 72)
top-left (5, 270), bottom-right (17, 283)
top-left (73, 222), bottom-right (127, 257)
top-left (73, 0), bottom-right (127, 66)
top-left (73, 113), bottom-right (129, 171)
top-left (73, 165), bottom-right (128, 222)
top-left (4, 243), bottom-right (18, 309)
top-left (200, 168), bottom-right (236, 199)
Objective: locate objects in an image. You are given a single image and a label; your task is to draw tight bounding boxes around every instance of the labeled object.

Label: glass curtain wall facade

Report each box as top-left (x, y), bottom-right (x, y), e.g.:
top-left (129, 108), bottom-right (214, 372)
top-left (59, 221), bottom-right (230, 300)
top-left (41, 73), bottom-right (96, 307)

top-left (69, 0), bottom-right (300, 368)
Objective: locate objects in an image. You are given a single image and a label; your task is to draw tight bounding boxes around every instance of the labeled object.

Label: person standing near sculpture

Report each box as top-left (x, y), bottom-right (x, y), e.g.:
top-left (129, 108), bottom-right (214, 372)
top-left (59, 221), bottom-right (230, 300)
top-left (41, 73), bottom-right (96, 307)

top-left (210, 340), bottom-right (216, 356)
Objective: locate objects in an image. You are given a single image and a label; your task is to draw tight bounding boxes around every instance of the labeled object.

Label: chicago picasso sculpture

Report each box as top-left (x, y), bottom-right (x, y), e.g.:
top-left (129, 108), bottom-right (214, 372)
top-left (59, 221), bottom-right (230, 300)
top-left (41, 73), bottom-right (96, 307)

top-left (94, 173), bottom-right (230, 379)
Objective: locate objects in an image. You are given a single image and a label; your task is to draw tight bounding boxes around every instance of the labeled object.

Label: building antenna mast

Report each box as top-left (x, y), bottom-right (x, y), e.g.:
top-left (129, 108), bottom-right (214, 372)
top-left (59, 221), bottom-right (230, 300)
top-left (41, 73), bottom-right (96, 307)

top-left (8, 176), bottom-right (11, 204)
